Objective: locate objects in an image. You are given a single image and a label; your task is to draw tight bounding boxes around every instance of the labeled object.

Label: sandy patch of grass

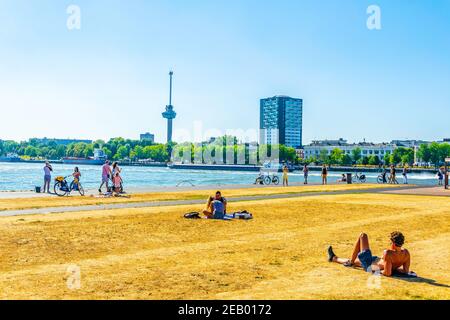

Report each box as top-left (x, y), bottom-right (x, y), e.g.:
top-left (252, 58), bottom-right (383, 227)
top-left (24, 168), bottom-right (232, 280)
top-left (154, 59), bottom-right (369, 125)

top-left (0, 184), bottom-right (401, 211)
top-left (0, 193), bottom-right (448, 300)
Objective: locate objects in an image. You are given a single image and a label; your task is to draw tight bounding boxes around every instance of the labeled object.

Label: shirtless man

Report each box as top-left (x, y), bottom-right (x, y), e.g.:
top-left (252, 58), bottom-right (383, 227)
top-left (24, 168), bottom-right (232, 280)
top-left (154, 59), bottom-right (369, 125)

top-left (327, 231), bottom-right (411, 277)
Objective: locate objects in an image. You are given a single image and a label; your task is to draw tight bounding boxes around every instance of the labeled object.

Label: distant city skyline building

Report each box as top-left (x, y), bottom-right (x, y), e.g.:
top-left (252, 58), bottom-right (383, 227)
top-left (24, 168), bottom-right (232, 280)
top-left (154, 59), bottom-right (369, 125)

top-left (140, 132), bottom-right (155, 143)
top-left (303, 139), bottom-right (395, 160)
top-left (260, 95), bottom-right (303, 149)
top-left (162, 71), bottom-right (176, 143)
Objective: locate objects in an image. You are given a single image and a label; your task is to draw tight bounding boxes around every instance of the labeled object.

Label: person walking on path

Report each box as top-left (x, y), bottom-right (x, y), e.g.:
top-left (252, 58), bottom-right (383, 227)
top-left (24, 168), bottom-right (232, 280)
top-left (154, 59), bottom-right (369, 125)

top-left (402, 165), bottom-right (409, 184)
top-left (282, 165), bottom-right (289, 187)
top-left (99, 160), bottom-right (112, 193)
top-left (303, 164), bottom-right (309, 185)
top-left (321, 165), bottom-right (328, 185)
top-left (437, 168), bottom-right (444, 186)
top-left (389, 165), bottom-right (398, 184)
top-left (43, 161), bottom-right (53, 193)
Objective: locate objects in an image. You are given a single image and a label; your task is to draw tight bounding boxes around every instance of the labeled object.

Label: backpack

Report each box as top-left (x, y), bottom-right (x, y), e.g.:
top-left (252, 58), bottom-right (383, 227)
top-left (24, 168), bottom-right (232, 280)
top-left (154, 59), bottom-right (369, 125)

top-left (184, 212), bottom-right (201, 219)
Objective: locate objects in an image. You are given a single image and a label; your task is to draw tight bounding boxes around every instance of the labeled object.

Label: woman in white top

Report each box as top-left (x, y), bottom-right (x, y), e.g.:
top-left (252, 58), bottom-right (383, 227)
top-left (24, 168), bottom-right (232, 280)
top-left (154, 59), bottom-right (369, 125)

top-left (43, 161), bottom-right (53, 193)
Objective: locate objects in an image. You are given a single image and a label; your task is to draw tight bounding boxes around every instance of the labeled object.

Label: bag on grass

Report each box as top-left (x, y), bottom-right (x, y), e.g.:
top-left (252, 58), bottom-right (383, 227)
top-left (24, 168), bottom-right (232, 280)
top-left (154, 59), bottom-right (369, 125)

top-left (232, 210), bottom-right (253, 220)
top-left (184, 212), bottom-right (201, 219)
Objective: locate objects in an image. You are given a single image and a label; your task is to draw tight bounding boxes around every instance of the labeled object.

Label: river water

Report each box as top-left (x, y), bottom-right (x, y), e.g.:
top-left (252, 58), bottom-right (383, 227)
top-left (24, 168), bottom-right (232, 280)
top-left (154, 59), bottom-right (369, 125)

top-left (0, 162), bottom-right (440, 192)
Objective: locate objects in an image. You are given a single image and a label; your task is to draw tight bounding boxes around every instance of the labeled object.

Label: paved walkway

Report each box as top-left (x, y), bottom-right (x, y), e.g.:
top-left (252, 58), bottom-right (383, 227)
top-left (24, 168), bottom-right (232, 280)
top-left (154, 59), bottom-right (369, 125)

top-left (382, 186), bottom-right (450, 197)
top-left (0, 185), bottom-right (439, 218)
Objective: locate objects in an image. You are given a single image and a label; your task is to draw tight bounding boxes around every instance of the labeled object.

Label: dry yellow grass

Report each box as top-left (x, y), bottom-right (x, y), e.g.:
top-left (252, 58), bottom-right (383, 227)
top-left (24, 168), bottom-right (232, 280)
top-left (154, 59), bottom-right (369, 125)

top-left (0, 184), bottom-right (400, 211)
top-left (0, 192), bottom-right (448, 300)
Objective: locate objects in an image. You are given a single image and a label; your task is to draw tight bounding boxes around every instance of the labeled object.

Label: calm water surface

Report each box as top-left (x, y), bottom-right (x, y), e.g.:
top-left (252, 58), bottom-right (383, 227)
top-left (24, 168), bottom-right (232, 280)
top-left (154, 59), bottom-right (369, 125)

top-left (0, 162), bottom-right (440, 192)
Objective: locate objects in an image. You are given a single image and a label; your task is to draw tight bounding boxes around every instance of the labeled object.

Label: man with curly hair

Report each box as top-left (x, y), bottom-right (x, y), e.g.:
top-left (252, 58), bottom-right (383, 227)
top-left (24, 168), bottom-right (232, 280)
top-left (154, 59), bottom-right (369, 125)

top-left (327, 231), bottom-right (412, 277)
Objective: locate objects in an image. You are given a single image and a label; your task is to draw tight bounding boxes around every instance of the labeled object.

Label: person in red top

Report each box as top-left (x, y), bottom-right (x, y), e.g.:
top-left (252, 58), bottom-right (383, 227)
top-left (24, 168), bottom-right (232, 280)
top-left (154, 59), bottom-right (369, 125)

top-left (72, 167), bottom-right (81, 189)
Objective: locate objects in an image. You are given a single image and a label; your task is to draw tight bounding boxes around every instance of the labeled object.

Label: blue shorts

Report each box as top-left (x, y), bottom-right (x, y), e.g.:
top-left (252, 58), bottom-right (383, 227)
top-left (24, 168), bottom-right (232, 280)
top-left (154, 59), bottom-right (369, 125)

top-left (44, 175), bottom-right (51, 183)
top-left (358, 249), bottom-right (379, 272)
top-left (213, 211), bottom-right (225, 220)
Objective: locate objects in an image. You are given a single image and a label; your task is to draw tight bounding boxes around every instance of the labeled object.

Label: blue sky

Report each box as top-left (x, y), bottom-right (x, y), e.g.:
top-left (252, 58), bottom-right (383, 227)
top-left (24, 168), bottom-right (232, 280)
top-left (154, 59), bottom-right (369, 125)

top-left (0, 0), bottom-right (449, 144)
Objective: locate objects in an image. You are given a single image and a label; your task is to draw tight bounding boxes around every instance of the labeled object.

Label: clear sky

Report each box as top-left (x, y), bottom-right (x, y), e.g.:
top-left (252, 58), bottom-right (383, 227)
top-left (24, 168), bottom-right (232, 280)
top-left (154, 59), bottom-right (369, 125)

top-left (0, 0), bottom-right (449, 144)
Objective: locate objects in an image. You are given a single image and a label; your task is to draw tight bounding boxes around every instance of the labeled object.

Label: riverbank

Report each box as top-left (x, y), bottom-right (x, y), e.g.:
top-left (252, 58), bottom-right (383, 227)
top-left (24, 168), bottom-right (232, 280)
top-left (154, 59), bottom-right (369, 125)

top-left (0, 159), bottom-right (443, 173)
top-left (0, 183), bottom-right (407, 210)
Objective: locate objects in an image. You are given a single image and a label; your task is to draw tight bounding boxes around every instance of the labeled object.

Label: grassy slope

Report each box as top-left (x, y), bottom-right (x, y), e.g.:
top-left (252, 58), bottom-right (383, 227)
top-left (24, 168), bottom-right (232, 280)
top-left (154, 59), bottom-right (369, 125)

top-left (0, 184), bottom-right (401, 211)
top-left (0, 193), bottom-right (448, 300)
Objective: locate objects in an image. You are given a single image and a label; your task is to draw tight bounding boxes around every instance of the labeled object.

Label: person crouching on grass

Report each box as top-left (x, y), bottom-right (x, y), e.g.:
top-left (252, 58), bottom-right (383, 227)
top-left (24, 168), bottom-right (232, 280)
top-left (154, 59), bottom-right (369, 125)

top-left (112, 172), bottom-right (122, 194)
top-left (327, 231), bottom-right (412, 277)
top-left (202, 191), bottom-right (227, 219)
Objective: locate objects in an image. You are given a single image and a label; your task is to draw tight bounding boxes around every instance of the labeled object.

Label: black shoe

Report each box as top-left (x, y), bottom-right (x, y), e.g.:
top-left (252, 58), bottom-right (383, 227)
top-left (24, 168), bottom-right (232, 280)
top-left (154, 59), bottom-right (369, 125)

top-left (327, 246), bottom-right (336, 262)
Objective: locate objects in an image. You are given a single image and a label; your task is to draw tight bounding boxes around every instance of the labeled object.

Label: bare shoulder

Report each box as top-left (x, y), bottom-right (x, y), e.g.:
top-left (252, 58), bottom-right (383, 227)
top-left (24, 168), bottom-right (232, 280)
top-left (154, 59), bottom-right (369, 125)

top-left (402, 248), bottom-right (410, 256)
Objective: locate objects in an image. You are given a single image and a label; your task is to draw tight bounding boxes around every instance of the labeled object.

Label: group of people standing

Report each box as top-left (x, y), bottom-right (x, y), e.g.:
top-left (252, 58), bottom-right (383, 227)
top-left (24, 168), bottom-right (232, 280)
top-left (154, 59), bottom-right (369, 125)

top-left (282, 164), bottom-right (313, 186)
top-left (99, 160), bottom-right (123, 193)
top-left (42, 161), bottom-right (82, 193)
top-left (42, 160), bottom-right (123, 195)
top-left (283, 164), bottom-right (325, 186)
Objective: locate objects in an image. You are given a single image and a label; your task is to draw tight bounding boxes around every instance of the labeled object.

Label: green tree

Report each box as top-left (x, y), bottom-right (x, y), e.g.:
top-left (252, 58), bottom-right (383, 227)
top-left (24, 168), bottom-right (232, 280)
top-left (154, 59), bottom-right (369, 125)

top-left (24, 146), bottom-right (38, 157)
top-left (319, 150), bottom-right (329, 164)
top-left (102, 146), bottom-right (113, 160)
top-left (116, 146), bottom-right (129, 160)
top-left (429, 142), bottom-right (442, 167)
top-left (133, 145), bottom-right (145, 159)
top-left (342, 154), bottom-right (353, 166)
top-left (330, 148), bottom-right (344, 165)
top-left (417, 144), bottom-right (431, 165)
top-left (368, 155), bottom-right (380, 166)
top-left (351, 148), bottom-right (362, 164)
top-left (361, 156), bottom-right (369, 166)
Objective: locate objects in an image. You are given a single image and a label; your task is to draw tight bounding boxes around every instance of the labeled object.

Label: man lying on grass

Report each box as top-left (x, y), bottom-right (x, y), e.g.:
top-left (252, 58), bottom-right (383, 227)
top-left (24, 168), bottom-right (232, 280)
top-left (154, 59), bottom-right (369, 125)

top-left (328, 231), bottom-right (413, 277)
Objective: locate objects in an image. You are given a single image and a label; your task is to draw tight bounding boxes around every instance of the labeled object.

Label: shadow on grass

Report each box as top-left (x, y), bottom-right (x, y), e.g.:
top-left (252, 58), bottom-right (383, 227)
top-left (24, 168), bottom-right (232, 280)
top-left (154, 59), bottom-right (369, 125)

top-left (392, 275), bottom-right (450, 289)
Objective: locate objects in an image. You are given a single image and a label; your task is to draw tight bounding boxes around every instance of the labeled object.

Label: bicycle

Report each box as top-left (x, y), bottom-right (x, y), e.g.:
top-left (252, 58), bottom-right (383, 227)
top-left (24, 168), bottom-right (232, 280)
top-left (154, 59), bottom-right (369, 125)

top-left (353, 172), bottom-right (367, 183)
top-left (377, 173), bottom-right (388, 184)
top-left (54, 176), bottom-right (85, 196)
top-left (254, 173), bottom-right (280, 186)
top-left (264, 174), bottom-right (280, 185)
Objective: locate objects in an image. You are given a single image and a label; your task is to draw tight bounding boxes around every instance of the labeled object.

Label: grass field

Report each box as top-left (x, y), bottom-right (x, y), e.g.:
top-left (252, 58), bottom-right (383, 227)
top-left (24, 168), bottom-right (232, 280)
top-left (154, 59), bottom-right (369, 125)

top-left (0, 184), bottom-right (400, 211)
top-left (0, 192), bottom-right (448, 300)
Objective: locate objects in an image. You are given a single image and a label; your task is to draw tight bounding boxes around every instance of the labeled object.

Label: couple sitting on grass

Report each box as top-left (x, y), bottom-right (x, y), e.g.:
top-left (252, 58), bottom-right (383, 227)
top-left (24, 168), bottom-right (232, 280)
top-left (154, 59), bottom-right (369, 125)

top-left (328, 231), bottom-right (417, 278)
top-left (203, 191), bottom-right (228, 219)
top-left (200, 191), bottom-right (252, 220)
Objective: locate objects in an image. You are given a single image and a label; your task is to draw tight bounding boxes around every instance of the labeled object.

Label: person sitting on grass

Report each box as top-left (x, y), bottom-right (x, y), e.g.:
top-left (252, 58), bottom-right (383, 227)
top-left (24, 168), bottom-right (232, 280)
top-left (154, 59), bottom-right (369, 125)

top-left (202, 191), bottom-right (227, 219)
top-left (337, 174), bottom-right (347, 183)
top-left (327, 231), bottom-right (412, 277)
top-left (112, 172), bottom-right (122, 195)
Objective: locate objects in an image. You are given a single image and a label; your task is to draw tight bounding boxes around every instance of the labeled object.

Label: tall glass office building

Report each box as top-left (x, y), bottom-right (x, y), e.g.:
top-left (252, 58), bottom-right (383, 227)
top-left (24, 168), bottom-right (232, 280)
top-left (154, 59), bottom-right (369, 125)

top-left (260, 96), bottom-right (303, 148)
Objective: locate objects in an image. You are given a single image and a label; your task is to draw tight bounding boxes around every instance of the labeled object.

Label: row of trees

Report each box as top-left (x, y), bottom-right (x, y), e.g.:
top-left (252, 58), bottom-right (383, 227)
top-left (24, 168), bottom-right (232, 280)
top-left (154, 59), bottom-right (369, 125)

top-left (417, 142), bottom-right (450, 167)
top-left (304, 144), bottom-right (449, 167)
top-left (1, 138), bottom-right (448, 166)
top-left (0, 136), bottom-right (297, 164)
top-left (172, 139), bottom-right (297, 165)
top-left (304, 147), bottom-right (413, 166)
top-left (0, 138), bottom-right (171, 163)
